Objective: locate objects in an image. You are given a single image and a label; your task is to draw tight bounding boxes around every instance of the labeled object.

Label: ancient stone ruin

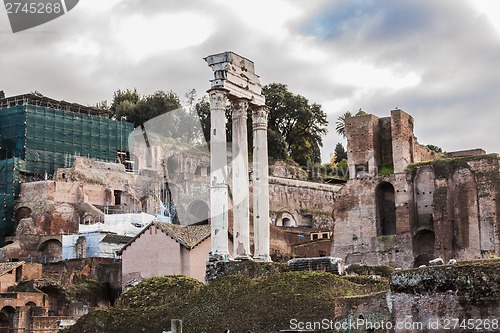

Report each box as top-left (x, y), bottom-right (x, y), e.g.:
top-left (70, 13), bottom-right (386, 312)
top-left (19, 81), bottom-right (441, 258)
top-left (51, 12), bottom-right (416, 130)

top-left (205, 52), bottom-right (271, 262)
top-left (332, 109), bottom-right (500, 268)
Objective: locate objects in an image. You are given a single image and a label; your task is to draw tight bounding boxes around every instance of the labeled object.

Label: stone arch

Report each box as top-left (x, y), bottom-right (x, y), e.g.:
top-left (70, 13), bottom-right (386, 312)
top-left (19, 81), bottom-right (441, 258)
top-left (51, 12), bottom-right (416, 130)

top-left (15, 207), bottom-right (32, 221)
top-left (376, 182), bottom-right (396, 235)
top-left (25, 302), bottom-right (37, 307)
top-left (0, 312), bottom-right (9, 332)
top-left (0, 306), bottom-right (15, 332)
top-left (14, 206), bottom-right (33, 231)
top-left (413, 229), bottom-right (435, 267)
top-left (37, 239), bottom-right (62, 261)
top-left (275, 212), bottom-right (297, 227)
top-left (187, 200), bottom-right (209, 225)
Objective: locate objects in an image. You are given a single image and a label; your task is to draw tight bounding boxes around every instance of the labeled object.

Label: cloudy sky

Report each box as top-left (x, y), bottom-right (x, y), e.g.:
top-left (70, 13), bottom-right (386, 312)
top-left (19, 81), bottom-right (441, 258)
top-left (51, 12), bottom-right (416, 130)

top-left (1, 0), bottom-right (500, 162)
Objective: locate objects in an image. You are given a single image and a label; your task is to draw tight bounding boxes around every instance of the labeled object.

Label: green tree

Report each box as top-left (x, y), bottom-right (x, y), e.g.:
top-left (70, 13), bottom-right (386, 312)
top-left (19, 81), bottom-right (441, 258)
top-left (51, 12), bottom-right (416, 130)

top-left (134, 91), bottom-right (181, 127)
top-left (426, 144), bottom-right (443, 153)
top-left (195, 83), bottom-right (327, 165)
top-left (110, 88), bottom-right (140, 115)
top-left (182, 89), bottom-right (206, 144)
top-left (0, 91), bottom-right (5, 99)
top-left (110, 89), bottom-right (181, 128)
top-left (334, 143), bottom-right (347, 162)
top-left (334, 158), bottom-right (349, 180)
top-left (95, 100), bottom-right (109, 111)
top-left (195, 95), bottom-right (211, 143)
top-left (335, 111), bottom-right (352, 137)
top-left (262, 83), bottom-right (328, 165)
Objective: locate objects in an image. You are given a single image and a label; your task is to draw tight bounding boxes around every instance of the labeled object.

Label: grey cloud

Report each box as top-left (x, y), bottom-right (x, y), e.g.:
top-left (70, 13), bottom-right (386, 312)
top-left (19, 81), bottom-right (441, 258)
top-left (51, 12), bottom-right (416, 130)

top-left (2, 0), bottom-right (500, 161)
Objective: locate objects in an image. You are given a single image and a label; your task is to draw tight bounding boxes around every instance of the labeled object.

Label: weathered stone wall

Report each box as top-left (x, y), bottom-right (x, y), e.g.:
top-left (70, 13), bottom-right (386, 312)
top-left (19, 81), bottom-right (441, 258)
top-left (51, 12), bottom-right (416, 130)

top-left (346, 114), bottom-right (380, 178)
top-left (332, 174), bottom-right (414, 268)
top-left (333, 109), bottom-right (500, 268)
top-left (410, 155), bottom-right (500, 263)
top-left (292, 239), bottom-right (333, 258)
top-left (130, 133), bottom-right (211, 225)
top-left (43, 258), bottom-right (122, 293)
top-left (391, 260), bottom-right (500, 332)
top-left (267, 177), bottom-right (340, 230)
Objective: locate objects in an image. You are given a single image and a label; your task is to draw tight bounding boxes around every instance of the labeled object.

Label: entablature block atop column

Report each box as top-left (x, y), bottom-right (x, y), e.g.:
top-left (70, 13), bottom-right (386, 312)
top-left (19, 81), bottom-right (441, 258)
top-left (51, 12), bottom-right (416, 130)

top-left (205, 51), bottom-right (266, 107)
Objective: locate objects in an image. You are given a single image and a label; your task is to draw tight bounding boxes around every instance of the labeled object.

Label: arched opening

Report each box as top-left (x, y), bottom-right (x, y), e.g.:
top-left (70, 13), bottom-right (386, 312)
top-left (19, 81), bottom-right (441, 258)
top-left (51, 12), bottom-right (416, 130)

top-left (282, 218), bottom-right (293, 227)
top-left (376, 182), bottom-right (396, 235)
top-left (25, 302), bottom-right (37, 307)
top-left (38, 286), bottom-right (67, 316)
top-left (14, 207), bottom-right (33, 230)
top-left (275, 212), bottom-right (297, 227)
top-left (414, 254), bottom-right (431, 267)
top-left (15, 207), bottom-right (32, 221)
top-left (187, 200), bottom-right (209, 225)
top-left (0, 313), bottom-right (9, 333)
top-left (413, 229), bottom-right (435, 267)
top-left (0, 306), bottom-right (15, 333)
top-left (37, 239), bottom-right (62, 262)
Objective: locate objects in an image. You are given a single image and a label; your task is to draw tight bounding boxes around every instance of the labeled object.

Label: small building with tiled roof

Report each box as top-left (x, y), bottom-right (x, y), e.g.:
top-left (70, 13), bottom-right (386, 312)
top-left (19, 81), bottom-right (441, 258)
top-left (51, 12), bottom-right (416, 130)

top-left (119, 222), bottom-right (229, 286)
top-left (0, 261), bottom-right (42, 292)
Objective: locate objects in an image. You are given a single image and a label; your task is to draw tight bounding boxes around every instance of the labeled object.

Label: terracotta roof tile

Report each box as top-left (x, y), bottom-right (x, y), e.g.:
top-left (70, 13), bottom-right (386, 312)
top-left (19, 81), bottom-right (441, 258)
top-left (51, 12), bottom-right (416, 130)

top-left (118, 222), bottom-right (211, 254)
top-left (0, 261), bottom-right (24, 276)
top-left (153, 222), bottom-right (211, 249)
top-left (102, 234), bottom-right (133, 244)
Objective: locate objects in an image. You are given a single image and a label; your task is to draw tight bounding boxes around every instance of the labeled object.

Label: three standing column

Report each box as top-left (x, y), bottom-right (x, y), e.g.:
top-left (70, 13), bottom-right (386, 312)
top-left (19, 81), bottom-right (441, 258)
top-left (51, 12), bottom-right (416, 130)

top-left (231, 99), bottom-right (251, 259)
top-left (252, 106), bottom-right (271, 262)
top-left (209, 89), bottom-right (230, 259)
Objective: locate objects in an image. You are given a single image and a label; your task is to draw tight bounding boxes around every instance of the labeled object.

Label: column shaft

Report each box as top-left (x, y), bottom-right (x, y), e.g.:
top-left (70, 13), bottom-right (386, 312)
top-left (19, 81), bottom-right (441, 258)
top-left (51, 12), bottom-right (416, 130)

top-left (209, 89), bottom-right (230, 258)
top-left (231, 99), bottom-right (251, 259)
top-left (252, 106), bottom-right (271, 262)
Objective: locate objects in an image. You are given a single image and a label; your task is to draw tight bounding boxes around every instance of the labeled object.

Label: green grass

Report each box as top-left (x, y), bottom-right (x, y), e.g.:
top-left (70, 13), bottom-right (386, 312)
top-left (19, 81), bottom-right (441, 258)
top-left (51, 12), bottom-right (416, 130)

top-left (65, 272), bottom-right (389, 333)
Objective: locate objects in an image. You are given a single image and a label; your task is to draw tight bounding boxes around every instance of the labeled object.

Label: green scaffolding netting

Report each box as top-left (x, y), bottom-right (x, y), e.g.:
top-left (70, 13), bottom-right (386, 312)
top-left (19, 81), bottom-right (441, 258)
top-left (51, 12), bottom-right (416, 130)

top-left (0, 158), bottom-right (21, 240)
top-left (0, 104), bottom-right (134, 239)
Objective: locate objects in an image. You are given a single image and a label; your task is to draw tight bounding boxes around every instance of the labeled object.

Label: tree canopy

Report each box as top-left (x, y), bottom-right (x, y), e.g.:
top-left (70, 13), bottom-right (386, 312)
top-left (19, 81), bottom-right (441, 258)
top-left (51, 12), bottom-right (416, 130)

top-left (108, 84), bottom-right (328, 166)
top-left (0, 91), bottom-right (5, 99)
top-left (334, 142), bottom-right (347, 163)
top-left (195, 83), bottom-right (328, 166)
top-left (109, 88), bottom-right (205, 145)
top-left (110, 89), bottom-right (181, 128)
top-left (425, 144), bottom-right (443, 153)
top-left (263, 83), bottom-right (328, 166)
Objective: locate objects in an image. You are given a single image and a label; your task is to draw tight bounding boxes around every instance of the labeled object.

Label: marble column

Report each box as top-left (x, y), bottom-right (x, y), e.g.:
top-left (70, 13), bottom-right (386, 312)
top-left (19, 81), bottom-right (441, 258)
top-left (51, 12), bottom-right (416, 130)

top-left (209, 89), bottom-right (230, 259)
top-left (231, 98), bottom-right (251, 259)
top-left (252, 106), bottom-right (271, 262)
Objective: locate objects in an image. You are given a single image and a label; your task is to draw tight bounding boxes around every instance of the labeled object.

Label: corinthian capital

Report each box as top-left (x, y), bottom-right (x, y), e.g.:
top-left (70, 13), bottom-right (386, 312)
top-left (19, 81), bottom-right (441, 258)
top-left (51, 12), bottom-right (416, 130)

top-left (252, 106), bottom-right (269, 130)
top-left (209, 89), bottom-right (227, 112)
top-left (231, 99), bottom-right (249, 120)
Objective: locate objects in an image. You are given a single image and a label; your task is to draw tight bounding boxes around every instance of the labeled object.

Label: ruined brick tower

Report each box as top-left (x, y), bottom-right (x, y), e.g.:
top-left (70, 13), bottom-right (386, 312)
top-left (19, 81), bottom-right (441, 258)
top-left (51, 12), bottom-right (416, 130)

top-left (333, 109), bottom-right (500, 268)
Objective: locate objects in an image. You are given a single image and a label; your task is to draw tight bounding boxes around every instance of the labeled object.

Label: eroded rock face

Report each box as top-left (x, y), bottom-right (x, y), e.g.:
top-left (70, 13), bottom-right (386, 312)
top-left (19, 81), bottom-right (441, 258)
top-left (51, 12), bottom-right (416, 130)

top-left (391, 261), bottom-right (500, 332)
top-left (16, 217), bottom-right (42, 250)
top-left (270, 160), bottom-right (308, 180)
top-left (51, 203), bottom-right (78, 234)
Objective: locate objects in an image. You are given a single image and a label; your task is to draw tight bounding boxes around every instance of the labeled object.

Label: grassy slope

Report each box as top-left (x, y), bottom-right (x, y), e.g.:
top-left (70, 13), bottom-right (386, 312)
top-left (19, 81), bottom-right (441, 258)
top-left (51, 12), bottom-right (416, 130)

top-left (65, 272), bottom-right (388, 333)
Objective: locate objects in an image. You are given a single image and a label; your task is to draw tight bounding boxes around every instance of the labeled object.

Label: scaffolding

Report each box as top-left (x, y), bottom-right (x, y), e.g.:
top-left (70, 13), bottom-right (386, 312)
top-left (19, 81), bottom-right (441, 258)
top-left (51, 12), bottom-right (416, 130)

top-left (0, 158), bottom-right (21, 241)
top-left (0, 97), bottom-right (134, 243)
